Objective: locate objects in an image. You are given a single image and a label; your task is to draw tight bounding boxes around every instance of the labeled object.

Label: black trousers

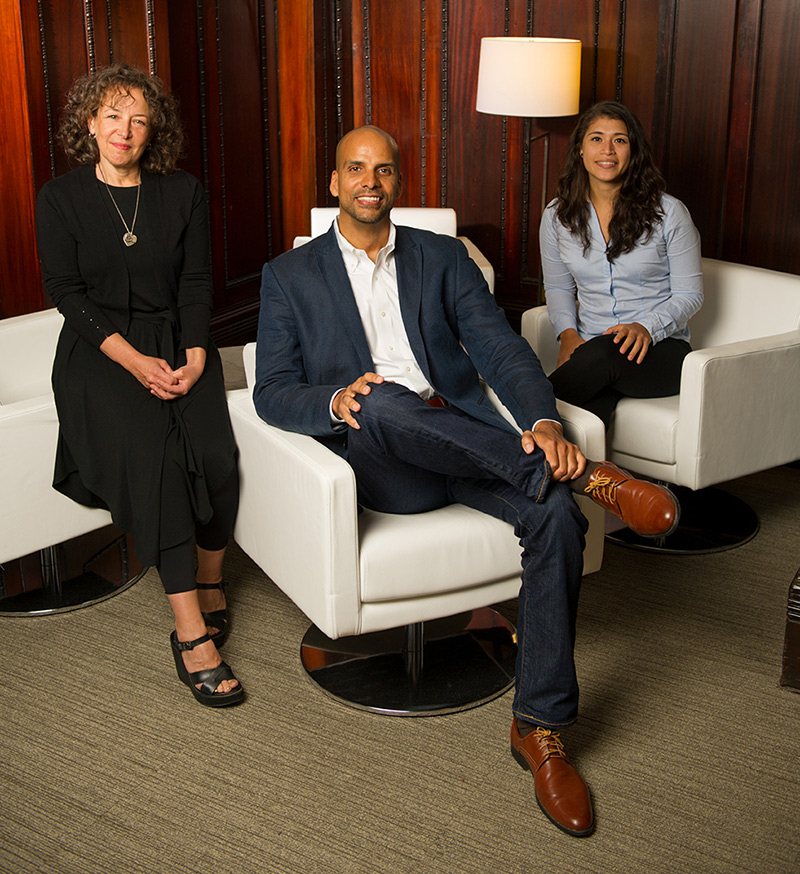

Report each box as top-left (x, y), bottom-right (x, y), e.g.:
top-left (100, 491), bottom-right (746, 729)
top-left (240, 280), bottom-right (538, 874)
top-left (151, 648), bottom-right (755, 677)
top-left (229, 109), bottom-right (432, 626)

top-left (548, 334), bottom-right (691, 428)
top-left (156, 465), bottom-right (240, 595)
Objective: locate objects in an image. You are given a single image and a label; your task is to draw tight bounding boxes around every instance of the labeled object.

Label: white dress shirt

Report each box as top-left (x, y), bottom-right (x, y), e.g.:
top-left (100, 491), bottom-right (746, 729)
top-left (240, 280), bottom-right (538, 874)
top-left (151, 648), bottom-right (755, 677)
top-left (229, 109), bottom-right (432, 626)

top-left (329, 218), bottom-right (557, 435)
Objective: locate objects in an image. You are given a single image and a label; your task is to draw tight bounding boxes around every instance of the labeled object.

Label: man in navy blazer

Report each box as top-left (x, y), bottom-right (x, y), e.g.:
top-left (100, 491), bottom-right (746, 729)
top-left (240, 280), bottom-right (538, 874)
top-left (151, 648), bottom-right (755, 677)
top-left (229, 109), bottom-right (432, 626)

top-left (255, 126), bottom-right (678, 837)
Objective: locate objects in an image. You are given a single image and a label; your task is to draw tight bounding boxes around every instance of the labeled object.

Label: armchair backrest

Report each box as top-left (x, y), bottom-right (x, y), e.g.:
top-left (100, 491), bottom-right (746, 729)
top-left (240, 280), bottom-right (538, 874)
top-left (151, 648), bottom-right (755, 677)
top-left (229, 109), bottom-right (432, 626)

top-left (309, 207), bottom-right (457, 239)
top-left (294, 206), bottom-right (495, 293)
top-left (689, 258), bottom-right (800, 348)
top-left (0, 308), bottom-right (63, 404)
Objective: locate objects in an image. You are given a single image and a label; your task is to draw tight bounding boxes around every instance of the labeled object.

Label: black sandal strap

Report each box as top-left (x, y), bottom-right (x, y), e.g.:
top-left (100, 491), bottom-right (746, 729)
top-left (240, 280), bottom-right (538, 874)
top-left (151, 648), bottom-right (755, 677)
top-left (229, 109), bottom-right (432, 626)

top-left (172, 632), bottom-right (212, 652)
top-left (190, 661), bottom-right (238, 696)
top-left (195, 580), bottom-right (228, 592)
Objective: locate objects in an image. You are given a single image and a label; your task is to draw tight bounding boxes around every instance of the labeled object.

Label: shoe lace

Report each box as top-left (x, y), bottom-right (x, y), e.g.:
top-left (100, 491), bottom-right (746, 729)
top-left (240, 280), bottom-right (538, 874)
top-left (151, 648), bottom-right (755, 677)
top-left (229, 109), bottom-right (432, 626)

top-left (533, 727), bottom-right (567, 761)
top-left (584, 473), bottom-right (618, 503)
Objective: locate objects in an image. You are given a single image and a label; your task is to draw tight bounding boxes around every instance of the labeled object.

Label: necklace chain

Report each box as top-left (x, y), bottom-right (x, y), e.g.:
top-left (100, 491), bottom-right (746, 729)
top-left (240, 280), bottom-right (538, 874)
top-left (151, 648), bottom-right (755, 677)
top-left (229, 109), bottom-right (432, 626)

top-left (99, 165), bottom-right (141, 247)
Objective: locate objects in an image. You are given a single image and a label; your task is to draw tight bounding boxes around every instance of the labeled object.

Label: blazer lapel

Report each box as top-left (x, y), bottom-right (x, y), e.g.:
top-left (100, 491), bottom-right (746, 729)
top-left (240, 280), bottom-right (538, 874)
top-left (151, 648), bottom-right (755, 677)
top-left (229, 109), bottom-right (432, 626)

top-left (394, 227), bottom-right (432, 381)
top-left (314, 228), bottom-right (374, 373)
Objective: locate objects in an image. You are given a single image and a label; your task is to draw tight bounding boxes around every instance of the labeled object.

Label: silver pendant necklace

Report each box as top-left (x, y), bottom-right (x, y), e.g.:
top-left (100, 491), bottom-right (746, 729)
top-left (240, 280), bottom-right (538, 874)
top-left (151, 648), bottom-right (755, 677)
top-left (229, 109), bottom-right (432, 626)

top-left (99, 166), bottom-right (141, 246)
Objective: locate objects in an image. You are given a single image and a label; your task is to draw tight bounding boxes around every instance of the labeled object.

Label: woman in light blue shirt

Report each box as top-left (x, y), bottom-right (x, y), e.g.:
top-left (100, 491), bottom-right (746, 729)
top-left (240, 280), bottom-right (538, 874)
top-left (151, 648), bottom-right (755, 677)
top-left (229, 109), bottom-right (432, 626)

top-left (540, 101), bottom-right (703, 427)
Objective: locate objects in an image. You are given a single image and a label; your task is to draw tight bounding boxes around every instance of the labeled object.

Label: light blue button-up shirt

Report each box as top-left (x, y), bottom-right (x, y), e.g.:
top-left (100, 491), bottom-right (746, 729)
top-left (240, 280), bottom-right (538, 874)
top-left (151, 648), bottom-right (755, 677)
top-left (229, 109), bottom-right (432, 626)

top-left (540, 194), bottom-right (703, 344)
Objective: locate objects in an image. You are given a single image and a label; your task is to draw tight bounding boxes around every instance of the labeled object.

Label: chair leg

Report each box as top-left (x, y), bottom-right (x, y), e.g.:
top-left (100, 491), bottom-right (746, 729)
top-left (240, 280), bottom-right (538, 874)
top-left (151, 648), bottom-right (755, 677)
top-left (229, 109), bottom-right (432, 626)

top-left (300, 607), bottom-right (517, 716)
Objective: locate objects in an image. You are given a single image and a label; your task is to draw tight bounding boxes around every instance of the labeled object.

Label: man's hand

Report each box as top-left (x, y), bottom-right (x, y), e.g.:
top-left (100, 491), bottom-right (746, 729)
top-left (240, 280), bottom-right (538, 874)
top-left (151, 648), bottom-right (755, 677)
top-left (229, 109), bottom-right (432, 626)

top-left (332, 372), bottom-right (385, 429)
top-left (603, 322), bottom-right (652, 363)
top-left (555, 328), bottom-right (585, 369)
top-left (521, 420), bottom-right (586, 482)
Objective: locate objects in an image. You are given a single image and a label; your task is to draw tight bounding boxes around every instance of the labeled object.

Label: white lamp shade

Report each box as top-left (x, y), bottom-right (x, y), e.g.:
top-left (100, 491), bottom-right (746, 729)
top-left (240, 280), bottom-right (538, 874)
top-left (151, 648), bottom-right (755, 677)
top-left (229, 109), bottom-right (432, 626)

top-left (476, 37), bottom-right (581, 118)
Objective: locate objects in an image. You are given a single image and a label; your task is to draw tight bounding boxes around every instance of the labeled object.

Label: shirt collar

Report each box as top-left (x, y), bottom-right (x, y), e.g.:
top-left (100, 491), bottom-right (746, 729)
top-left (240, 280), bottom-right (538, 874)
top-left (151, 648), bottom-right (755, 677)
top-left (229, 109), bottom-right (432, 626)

top-left (333, 217), bottom-right (396, 271)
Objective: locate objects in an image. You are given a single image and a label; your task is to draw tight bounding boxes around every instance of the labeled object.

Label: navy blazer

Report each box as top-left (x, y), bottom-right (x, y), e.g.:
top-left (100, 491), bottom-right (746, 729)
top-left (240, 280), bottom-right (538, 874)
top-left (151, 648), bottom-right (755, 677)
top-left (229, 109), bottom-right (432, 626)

top-left (254, 224), bottom-right (561, 454)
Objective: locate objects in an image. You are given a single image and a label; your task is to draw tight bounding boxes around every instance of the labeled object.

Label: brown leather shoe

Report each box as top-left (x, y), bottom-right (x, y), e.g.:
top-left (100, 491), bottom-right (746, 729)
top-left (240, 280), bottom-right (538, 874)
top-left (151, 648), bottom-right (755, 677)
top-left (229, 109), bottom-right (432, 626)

top-left (584, 462), bottom-right (679, 537)
top-left (510, 721), bottom-right (594, 837)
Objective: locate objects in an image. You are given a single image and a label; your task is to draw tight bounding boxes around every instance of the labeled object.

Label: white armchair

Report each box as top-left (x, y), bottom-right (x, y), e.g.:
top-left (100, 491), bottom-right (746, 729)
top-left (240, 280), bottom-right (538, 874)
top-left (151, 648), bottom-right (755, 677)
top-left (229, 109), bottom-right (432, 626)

top-left (230, 209), bottom-right (606, 714)
top-left (0, 309), bottom-right (137, 612)
top-left (522, 257), bottom-right (800, 551)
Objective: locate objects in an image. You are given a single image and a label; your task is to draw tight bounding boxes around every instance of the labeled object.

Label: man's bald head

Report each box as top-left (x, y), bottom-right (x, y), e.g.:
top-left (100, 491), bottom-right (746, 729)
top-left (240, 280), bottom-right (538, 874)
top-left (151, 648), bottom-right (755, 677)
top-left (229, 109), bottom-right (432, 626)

top-left (335, 126), bottom-right (400, 172)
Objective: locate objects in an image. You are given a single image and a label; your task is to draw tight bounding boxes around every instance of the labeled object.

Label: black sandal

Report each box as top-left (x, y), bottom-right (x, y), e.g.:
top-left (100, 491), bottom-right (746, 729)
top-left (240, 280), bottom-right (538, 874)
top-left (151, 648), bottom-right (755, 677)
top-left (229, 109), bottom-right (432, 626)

top-left (170, 631), bottom-right (244, 707)
top-left (197, 580), bottom-right (229, 647)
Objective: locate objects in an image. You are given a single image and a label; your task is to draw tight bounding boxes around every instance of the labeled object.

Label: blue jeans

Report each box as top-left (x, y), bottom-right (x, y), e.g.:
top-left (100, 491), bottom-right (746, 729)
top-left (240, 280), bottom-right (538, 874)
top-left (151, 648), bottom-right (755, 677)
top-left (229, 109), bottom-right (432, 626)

top-left (346, 382), bottom-right (587, 727)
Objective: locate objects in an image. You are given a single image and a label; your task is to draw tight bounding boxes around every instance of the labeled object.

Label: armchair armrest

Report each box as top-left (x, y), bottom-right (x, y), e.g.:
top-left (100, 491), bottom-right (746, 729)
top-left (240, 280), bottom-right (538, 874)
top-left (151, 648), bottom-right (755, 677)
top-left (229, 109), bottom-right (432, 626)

top-left (458, 236), bottom-right (495, 294)
top-left (0, 309), bottom-right (63, 404)
top-left (676, 331), bottom-right (800, 489)
top-left (0, 395), bottom-right (110, 563)
top-left (227, 388), bottom-right (363, 637)
top-left (520, 305), bottom-right (558, 374)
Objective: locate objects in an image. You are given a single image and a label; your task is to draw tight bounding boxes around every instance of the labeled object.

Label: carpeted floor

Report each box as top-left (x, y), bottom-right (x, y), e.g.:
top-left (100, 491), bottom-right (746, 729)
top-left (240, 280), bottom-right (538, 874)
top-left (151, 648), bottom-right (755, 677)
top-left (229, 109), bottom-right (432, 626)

top-left (1, 356), bottom-right (799, 873)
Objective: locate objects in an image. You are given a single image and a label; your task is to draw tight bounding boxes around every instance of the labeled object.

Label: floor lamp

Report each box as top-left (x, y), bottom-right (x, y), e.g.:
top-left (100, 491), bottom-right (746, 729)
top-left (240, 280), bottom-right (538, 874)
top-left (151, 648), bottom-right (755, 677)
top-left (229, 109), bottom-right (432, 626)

top-left (475, 37), bottom-right (581, 288)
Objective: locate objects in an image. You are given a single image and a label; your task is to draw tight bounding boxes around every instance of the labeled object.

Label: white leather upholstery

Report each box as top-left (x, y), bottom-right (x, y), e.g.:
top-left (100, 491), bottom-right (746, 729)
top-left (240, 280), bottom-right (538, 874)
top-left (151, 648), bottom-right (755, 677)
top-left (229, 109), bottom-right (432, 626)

top-left (294, 206), bottom-right (495, 294)
top-left (0, 309), bottom-right (112, 564)
top-left (231, 340), bottom-right (605, 640)
top-left (236, 206), bottom-right (605, 640)
top-left (521, 257), bottom-right (800, 491)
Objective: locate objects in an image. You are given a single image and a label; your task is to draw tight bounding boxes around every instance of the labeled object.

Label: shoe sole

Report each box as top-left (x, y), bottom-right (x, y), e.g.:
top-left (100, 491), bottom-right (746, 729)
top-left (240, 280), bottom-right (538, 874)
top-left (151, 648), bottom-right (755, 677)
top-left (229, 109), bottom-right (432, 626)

top-left (511, 744), bottom-right (595, 838)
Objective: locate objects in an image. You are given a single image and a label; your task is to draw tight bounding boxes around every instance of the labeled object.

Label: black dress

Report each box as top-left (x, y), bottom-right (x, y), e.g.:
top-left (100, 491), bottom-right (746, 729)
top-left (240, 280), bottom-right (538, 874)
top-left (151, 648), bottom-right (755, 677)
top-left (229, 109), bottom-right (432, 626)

top-left (36, 167), bottom-right (237, 567)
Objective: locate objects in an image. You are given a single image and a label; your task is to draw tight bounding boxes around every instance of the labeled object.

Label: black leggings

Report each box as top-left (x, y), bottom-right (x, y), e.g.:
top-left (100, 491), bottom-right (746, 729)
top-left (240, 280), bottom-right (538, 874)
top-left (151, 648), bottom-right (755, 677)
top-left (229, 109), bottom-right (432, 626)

top-left (156, 465), bottom-right (240, 595)
top-left (548, 334), bottom-right (690, 429)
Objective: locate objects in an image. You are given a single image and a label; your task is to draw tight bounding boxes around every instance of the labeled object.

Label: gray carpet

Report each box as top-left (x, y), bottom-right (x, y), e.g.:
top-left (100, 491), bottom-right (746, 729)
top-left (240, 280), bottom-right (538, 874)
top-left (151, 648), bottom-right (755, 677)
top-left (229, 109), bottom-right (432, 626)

top-left (1, 363), bottom-right (799, 873)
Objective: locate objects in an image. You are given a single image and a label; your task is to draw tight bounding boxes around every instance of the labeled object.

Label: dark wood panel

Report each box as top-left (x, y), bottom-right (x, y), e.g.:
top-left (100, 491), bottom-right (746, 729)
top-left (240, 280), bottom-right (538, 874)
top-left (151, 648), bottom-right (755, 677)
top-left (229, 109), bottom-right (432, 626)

top-left (364, 3), bottom-right (424, 203)
top-left (107, 0), bottom-right (150, 70)
top-left (217, 0), bottom-right (271, 292)
top-left (620, 0), bottom-right (667, 144)
top-left (5, 0), bottom-right (800, 339)
top-left (663, 0), bottom-right (737, 259)
top-left (0, 0), bottom-right (42, 316)
top-left (446, 0), bottom-right (514, 293)
top-left (276, 0), bottom-right (320, 249)
top-left (742, 0), bottom-right (800, 273)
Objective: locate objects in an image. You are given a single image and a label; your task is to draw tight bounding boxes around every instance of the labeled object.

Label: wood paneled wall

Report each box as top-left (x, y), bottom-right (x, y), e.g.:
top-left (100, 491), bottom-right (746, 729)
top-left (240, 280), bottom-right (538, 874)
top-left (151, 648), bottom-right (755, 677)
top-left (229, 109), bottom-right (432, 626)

top-left (3, 0), bottom-right (799, 338)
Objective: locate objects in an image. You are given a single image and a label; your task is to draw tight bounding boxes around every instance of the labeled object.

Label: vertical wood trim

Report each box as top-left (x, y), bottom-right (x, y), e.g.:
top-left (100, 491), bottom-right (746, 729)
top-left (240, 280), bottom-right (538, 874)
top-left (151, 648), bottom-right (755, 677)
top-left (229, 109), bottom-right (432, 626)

top-left (362, 0), bottom-right (372, 123)
top-left (34, 0), bottom-right (56, 179)
top-left (616, 0), bottom-right (627, 100)
top-left (439, 0), bottom-right (448, 204)
top-left (0, 0), bottom-right (42, 316)
top-left (420, 0), bottom-right (427, 205)
top-left (653, 0), bottom-right (678, 173)
top-left (277, 0), bottom-right (317, 248)
top-left (84, 0), bottom-right (97, 70)
top-left (259, 0), bottom-right (275, 261)
top-left (722, 0), bottom-right (763, 261)
top-left (214, 0), bottom-right (229, 282)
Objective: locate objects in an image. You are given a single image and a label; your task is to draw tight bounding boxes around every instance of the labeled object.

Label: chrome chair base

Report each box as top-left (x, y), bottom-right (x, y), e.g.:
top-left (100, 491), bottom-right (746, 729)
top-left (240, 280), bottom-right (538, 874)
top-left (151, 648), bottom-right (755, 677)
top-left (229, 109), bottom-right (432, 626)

top-left (301, 607), bottom-right (517, 716)
top-left (0, 526), bottom-right (145, 616)
top-left (607, 485), bottom-right (759, 554)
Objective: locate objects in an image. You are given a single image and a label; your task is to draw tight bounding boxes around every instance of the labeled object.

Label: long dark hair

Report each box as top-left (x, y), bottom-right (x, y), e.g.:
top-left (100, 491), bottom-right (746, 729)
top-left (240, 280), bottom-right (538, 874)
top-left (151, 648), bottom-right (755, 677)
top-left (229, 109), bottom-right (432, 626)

top-left (553, 101), bottom-right (665, 261)
top-left (58, 63), bottom-right (184, 174)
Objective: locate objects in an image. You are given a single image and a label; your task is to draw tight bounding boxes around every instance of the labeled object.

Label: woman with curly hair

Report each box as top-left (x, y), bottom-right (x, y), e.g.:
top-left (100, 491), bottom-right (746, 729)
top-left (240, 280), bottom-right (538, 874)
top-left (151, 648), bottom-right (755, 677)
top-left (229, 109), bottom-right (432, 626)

top-left (541, 100), bottom-right (703, 428)
top-left (36, 64), bottom-right (243, 707)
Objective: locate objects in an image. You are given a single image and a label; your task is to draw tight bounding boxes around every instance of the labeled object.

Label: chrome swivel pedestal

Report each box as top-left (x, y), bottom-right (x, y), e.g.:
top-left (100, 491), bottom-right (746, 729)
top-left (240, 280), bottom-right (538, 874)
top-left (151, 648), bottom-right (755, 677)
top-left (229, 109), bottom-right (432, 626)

top-left (301, 607), bottom-right (517, 716)
top-left (0, 526), bottom-right (145, 616)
